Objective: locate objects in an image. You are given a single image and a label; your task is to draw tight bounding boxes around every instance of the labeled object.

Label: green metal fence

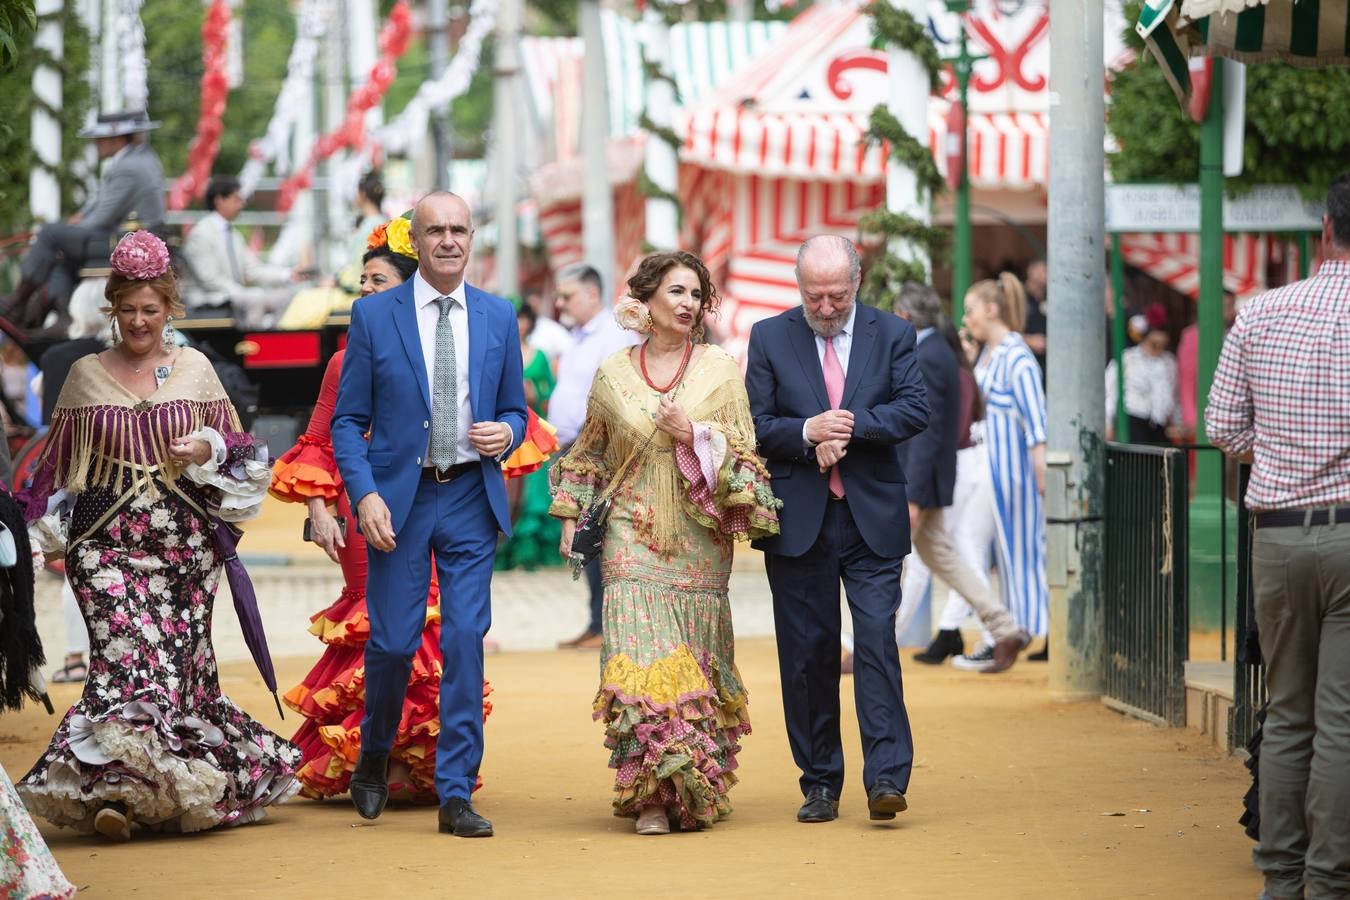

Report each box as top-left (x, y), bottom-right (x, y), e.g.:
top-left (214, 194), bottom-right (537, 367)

top-left (1103, 443), bottom-right (1190, 726)
top-left (1229, 464), bottom-right (1266, 753)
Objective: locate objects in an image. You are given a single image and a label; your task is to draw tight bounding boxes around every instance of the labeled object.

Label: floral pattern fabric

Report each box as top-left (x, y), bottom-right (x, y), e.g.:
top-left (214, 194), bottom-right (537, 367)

top-left (1, 763), bottom-right (75, 900)
top-left (550, 346), bottom-right (779, 830)
top-left (17, 480), bottom-right (300, 833)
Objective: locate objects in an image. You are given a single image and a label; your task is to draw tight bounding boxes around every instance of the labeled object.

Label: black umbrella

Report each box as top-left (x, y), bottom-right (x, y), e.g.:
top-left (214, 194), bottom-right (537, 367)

top-left (212, 520), bottom-right (283, 719)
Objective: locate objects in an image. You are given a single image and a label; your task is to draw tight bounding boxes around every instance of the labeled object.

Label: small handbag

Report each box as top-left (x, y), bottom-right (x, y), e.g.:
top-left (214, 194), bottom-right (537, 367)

top-left (568, 426), bottom-right (658, 569)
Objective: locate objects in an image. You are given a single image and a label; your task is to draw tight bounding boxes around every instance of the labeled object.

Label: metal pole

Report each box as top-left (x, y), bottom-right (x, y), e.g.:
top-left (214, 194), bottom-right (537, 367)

top-left (946, 1), bottom-right (979, 318)
top-left (1045, 0), bottom-right (1105, 700)
top-left (428, 0), bottom-right (451, 190)
top-left (1297, 231), bottom-right (1311, 278)
top-left (492, 0), bottom-right (522, 298)
top-left (1111, 235), bottom-right (1127, 441)
top-left (1195, 61), bottom-right (1225, 500)
top-left (579, 0), bottom-right (614, 297)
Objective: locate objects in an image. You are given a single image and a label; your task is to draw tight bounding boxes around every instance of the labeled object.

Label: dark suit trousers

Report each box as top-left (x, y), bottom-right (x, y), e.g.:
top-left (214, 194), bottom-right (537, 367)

top-left (362, 472), bottom-right (497, 803)
top-left (766, 498), bottom-right (913, 799)
top-left (22, 223), bottom-right (108, 305)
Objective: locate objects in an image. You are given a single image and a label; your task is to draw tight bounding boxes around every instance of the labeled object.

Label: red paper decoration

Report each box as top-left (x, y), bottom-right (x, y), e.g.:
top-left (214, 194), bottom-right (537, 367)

top-left (167, 0), bottom-right (232, 211)
top-left (274, 0), bottom-right (414, 213)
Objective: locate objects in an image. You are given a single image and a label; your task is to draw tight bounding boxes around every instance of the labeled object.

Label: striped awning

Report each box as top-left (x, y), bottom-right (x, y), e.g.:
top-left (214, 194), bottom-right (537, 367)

top-left (1118, 232), bottom-right (1267, 298)
top-left (1139, 0), bottom-right (1350, 104)
top-left (677, 104), bottom-right (1048, 188)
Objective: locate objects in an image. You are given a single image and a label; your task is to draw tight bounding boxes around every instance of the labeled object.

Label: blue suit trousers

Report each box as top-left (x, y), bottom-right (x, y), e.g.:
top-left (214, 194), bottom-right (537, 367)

top-left (361, 473), bottom-right (497, 802)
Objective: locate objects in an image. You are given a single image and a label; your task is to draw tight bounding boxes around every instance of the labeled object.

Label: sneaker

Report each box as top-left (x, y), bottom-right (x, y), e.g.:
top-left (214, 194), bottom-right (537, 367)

top-left (952, 644), bottom-right (995, 671)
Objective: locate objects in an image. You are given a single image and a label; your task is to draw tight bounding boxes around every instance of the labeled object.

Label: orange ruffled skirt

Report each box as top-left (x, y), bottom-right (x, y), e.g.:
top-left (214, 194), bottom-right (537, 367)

top-left (272, 438), bottom-right (493, 800)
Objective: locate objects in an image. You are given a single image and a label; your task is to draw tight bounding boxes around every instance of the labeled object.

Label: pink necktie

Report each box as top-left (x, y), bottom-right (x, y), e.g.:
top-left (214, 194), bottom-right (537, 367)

top-left (822, 336), bottom-right (845, 498)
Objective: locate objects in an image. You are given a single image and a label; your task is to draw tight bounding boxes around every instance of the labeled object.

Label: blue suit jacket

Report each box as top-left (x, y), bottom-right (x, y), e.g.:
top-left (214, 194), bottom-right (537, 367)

top-left (897, 330), bottom-right (959, 510)
top-left (330, 280), bottom-right (528, 536)
top-left (745, 303), bottom-right (930, 559)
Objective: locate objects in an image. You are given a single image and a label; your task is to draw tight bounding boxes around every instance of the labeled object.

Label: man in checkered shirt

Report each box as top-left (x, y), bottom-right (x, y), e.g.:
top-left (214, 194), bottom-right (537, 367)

top-left (1207, 172), bottom-right (1350, 900)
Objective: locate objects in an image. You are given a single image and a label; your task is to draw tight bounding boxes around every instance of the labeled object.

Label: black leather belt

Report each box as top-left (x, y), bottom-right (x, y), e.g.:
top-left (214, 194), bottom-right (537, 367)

top-left (423, 462), bottom-right (476, 483)
top-left (829, 494), bottom-right (847, 503)
top-left (1254, 505), bottom-right (1350, 529)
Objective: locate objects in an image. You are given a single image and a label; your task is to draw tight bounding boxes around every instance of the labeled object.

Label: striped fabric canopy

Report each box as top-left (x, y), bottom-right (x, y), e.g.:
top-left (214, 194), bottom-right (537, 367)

top-left (1140, 0), bottom-right (1350, 104)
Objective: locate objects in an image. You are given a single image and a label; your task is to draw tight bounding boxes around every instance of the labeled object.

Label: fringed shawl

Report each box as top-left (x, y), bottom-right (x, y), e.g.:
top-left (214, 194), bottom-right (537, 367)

top-left (23, 348), bottom-right (241, 520)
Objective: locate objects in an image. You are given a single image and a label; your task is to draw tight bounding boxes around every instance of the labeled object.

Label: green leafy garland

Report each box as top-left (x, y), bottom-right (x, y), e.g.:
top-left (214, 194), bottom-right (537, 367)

top-left (860, 2), bottom-right (949, 306)
top-left (635, 28), bottom-right (685, 247)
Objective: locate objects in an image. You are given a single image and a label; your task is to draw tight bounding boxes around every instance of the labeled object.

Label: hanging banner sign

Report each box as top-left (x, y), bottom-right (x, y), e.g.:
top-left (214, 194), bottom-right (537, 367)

top-left (1105, 184), bottom-right (1325, 233)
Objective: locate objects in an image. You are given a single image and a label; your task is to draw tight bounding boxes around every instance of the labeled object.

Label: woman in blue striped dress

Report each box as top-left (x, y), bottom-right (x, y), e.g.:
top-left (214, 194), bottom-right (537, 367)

top-left (959, 273), bottom-right (1049, 652)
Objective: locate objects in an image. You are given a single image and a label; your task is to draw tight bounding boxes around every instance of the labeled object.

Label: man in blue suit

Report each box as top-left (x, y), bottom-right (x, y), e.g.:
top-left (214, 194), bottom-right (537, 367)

top-left (331, 191), bottom-right (527, 838)
top-left (746, 236), bottom-right (930, 825)
top-left (892, 283), bottom-right (1027, 672)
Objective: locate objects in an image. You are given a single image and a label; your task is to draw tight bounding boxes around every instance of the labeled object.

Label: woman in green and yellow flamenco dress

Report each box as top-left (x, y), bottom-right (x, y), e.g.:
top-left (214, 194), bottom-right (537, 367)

top-left (550, 251), bottom-right (780, 835)
top-left (497, 302), bottom-right (562, 570)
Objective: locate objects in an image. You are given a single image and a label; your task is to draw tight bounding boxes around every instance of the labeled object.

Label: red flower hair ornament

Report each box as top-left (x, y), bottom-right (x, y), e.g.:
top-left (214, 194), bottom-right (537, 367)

top-left (110, 230), bottom-right (172, 281)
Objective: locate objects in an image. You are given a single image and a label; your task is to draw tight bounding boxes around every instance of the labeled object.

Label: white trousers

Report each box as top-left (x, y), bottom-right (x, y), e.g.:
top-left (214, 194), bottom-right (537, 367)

top-left (842, 444), bottom-right (1004, 652)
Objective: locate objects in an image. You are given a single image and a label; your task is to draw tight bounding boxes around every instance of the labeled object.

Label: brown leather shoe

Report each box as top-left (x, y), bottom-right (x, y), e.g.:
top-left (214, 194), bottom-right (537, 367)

top-left (557, 629), bottom-right (599, 649)
top-left (985, 630), bottom-right (1030, 674)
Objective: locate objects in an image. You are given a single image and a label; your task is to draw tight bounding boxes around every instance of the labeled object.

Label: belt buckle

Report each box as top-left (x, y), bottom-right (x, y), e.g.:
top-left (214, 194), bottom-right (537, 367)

top-left (432, 466), bottom-right (454, 484)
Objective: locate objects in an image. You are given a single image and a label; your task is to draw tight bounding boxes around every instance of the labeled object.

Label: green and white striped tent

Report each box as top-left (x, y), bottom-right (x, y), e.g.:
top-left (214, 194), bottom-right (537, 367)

top-left (1138, 0), bottom-right (1350, 104)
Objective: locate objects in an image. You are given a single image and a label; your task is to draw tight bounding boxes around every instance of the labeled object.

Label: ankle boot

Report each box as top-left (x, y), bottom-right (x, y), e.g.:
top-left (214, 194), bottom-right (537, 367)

top-left (0, 276), bottom-right (40, 322)
top-left (914, 629), bottom-right (964, 664)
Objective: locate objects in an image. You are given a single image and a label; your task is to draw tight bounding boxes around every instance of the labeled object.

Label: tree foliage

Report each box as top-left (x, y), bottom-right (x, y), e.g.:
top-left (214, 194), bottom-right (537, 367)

top-left (142, 0), bottom-right (295, 183)
top-left (0, 4), bottom-right (91, 233)
top-left (0, 0), bottom-right (35, 69)
top-left (1109, 0), bottom-right (1350, 197)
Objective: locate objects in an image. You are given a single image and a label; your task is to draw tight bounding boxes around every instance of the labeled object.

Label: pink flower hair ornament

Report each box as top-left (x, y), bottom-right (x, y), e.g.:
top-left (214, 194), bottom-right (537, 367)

top-left (110, 230), bottom-right (172, 281)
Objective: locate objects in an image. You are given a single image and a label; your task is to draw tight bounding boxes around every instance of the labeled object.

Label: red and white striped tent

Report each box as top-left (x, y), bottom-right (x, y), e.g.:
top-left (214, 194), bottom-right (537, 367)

top-left (1118, 232), bottom-right (1268, 299)
top-left (677, 1), bottom-right (1063, 356)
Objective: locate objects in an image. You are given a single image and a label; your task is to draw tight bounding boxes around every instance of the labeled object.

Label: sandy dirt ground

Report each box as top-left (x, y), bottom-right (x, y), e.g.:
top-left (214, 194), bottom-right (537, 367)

top-left (3, 637), bottom-right (1260, 899)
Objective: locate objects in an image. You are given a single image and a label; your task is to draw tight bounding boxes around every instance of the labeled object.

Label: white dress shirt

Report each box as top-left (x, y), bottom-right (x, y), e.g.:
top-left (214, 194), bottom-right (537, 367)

top-left (802, 302), bottom-right (858, 448)
top-left (547, 311), bottom-right (639, 446)
top-left (413, 272), bottom-right (476, 464)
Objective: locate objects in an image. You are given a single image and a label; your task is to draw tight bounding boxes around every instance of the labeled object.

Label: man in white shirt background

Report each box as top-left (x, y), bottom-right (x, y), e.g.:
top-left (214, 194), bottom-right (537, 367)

top-left (548, 263), bottom-right (638, 650)
top-left (181, 175), bottom-right (300, 326)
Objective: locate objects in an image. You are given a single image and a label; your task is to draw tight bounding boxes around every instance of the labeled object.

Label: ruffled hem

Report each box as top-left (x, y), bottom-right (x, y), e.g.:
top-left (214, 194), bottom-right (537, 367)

top-left (18, 699), bottom-right (300, 833)
top-left (593, 645), bottom-right (749, 831)
top-left (502, 409), bottom-right (560, 479)
top-left (306, 587), bottom-right (440, 647)
top-left (283, 628), bottom-right (444, 722)
top-left (269, 438), bottom-right (342, 504)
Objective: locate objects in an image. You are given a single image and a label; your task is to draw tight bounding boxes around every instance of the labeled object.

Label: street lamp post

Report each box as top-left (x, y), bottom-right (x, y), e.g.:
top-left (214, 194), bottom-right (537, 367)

top-left (943, 1), bottom-right (983, 320)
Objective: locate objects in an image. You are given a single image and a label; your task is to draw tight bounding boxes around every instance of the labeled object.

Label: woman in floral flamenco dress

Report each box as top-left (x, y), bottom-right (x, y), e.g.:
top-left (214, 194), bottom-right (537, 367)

top-left (550, 251), bottom-right (780, 835)
top-left (17, 232), bottom-right (298, 841)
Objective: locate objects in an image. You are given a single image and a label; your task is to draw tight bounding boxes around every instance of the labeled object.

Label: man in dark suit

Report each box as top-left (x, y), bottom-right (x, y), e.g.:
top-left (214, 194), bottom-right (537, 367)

top-left (331, 191), bottom-right (527, 838)
top-left (745, 235), bottom-right (930, 824)
top-left (1, 111), bottom-right (166, 329)
top-left (892, 283), bottom-right (1028, 672)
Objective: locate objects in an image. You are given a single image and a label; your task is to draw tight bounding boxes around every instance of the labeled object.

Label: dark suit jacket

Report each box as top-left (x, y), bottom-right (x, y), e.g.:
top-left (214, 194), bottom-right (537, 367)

top-left (745, 303), bottom-right (930, 559)
top-left (897, 330), bottom-right (959, 510)
top-left (80, 143), bottom-right (165, 234)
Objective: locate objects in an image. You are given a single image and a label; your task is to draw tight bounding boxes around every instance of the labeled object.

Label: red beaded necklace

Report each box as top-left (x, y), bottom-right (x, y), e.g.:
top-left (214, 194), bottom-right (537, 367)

top-left (638, 338), bottom-right (694, 393)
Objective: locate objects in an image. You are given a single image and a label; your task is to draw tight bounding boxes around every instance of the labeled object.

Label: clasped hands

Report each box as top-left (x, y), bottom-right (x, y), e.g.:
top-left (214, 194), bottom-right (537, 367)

top-left (167, 436), bottom-right (212, 467)
top-left (806, 409), bottom-right (854, 473)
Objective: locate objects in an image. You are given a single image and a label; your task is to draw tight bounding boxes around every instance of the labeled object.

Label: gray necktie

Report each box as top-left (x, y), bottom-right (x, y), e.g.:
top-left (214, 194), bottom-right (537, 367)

top-left (428, 295), bottom-right (459, 470)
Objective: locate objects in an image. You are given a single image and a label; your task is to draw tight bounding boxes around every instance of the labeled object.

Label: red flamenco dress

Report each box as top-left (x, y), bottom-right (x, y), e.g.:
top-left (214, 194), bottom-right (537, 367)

top-left (269, 351), bottom-right (494, 800)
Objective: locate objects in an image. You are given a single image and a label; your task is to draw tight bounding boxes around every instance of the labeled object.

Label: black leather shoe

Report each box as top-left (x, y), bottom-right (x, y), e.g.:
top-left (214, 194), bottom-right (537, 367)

top-left (914, 629), bottom-right (964, 665)
top-left (349, 752), bottom-right (389, 820)
top-left (867, 779), bottom-right (908, 821)
top-left (796, 785), bottom-right (839, 823)
top-left (438, 797), bottom-right (494, 837)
